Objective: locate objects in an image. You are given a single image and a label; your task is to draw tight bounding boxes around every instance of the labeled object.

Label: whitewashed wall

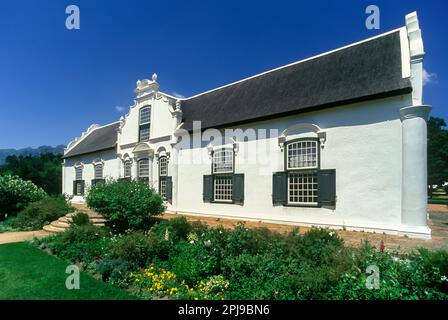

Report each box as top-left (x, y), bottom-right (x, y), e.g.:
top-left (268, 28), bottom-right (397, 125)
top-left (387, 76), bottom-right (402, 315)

top-left (175, 95), bottom-right (419, 237)
top-left (62, 149), bottom-right (119, 197)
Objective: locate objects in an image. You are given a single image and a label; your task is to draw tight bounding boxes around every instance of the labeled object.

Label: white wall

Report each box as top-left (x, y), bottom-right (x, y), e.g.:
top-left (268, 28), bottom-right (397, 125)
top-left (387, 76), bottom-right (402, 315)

top-left (63, 149), bottom-right (119, 196)
top-left (175, 95), bottom-right (413, 235)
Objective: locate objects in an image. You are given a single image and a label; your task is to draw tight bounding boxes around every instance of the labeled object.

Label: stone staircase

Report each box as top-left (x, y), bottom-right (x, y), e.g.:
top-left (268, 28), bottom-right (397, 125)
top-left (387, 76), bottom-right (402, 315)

top-left (42, 203), bottom-right (107, 233)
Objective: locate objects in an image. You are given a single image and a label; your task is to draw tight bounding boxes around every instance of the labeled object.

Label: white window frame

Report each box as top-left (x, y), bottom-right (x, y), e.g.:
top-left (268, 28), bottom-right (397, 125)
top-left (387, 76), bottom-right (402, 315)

top-left (124, 160), bottom-right (132, 178)
top-left (213, 175), bottom-right (233, 202)
top-left (159, 156), bottom-right (168, 177)
top-left (75, 166), bottom-right (83, 180)
top-left (286, 140), bottom-right (318, 170)
top-left (94, 163), bottom-right (103, 180)
top-left (287, 171), bottom-right (318, 205)
top-left (212, 148), bottom-right (234, 174)
top-left (138, 159), bottom-right (149, 178)
top-left (139, 106), bottom-right (151, 142)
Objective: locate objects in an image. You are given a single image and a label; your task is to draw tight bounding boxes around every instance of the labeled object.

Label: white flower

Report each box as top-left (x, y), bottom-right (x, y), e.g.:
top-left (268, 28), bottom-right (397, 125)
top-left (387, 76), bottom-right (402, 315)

top-left (441, 276), bottom-right (448, 282)
top-left (189, 240), bottom-right (195, 244)
top-left (204, 240), bottom-right (212, 247)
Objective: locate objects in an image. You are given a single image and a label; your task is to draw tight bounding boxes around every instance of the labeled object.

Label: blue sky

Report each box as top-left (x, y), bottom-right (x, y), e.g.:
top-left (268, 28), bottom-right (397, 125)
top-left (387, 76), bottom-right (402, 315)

top-left (0, 0), bottom-right (446, 149)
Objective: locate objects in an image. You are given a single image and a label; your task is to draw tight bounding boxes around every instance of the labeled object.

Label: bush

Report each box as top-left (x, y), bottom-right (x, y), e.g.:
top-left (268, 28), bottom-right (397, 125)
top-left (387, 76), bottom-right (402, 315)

top-left (86, 179), bottom-right (165, 233)
top-left (0, 174), bottom-right (47, 220)
top-left (107, 231), bottom-right (171, 267)
top-left (96, 257), bottom-right (134, 288)
top-left (47, 225), bottom-right (110, 264)
top-left (13, 196), bottom-right (73, 230)
top-left (70, 211), bottom-right (91, 227)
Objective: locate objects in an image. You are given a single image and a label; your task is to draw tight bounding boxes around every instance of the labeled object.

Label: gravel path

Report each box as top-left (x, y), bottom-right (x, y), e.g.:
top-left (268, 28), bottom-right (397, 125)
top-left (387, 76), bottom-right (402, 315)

top-left (0, 230), bottom-right (49, 245)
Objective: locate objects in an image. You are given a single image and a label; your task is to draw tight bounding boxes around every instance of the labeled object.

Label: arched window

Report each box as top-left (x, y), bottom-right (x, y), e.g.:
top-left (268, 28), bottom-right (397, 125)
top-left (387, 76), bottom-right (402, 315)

top-left (286, 139), bottom-right (319, 205)
top-left (75, 166), bottom-right (83, 180)
top-left (212, 148), bottom-right (234, 202)
top-left (124, 160), bottom-right (132, 178)
top-left (158, 156), bottom-right (168, 199)
top-left (94, 163), bottom-right (103, 179)
top-left (138, 159), bottom-right (149, 183)
top-left (203, 147), bottom-right (244, 204)
top-left (73, 164), bottom-right (84, 195)
top-left (139, 106), bottom-right (151, 142)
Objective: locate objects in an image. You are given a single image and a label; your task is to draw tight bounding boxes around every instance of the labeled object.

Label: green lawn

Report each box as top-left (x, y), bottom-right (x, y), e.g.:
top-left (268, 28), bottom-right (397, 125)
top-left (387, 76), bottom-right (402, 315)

top-left (0, 242), bottom-right (137, 300)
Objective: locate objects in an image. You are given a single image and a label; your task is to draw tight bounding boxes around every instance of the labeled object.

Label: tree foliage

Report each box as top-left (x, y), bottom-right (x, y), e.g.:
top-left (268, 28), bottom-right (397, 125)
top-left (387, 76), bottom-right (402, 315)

top-left (0, 153), bottom-right (62, 195)
top-left (428, 117), bottom-right (448, 194)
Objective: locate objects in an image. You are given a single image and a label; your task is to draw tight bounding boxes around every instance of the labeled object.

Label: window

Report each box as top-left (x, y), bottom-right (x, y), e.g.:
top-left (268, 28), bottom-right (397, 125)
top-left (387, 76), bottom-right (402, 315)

top-left (213, 149), bottom-right (234, 173)
top-left (287, 140), bottom-right (318, 169)
top-left (214, 175), bottom-right (233, 202)
top-left (73, 165), bottom-right (84, 195)
top-left (288, 172), bottom-right (318, 205)
top-left (202, 148), bottom-right (244, 204)
top-left (159, 156), bottom-right (168, 177)
top-left (124, 160), bottom-right (132, 178)
top-left (75, 166), bottom-right (83, 180)
top-left (138, 159), bottom-right (149, 182)
top-left (139, 106), bottom-right (151, 142)
top-left (158, 156), bottom-right (168, 199)
top-left (272, 137), bottom-right (336, 207)
top-left (94, 163), bottom-right (103, 179)
top-left (285, 139), bottom-right (319, 205)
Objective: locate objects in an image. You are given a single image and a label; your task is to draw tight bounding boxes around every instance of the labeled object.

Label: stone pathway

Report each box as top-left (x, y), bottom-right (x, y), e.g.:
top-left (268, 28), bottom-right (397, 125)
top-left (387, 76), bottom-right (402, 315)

top-left (0, 230), bottom-right (49, 245)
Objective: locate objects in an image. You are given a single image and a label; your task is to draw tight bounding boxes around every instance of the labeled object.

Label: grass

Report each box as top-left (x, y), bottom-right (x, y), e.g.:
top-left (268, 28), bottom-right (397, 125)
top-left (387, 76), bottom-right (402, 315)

top-left (0, 242), bottom-right (137, 300)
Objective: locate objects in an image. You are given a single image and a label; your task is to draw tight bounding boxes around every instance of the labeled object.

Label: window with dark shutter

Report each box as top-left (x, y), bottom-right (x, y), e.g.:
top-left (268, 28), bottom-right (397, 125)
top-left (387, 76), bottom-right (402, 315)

top-left (272, 171), bottom-right (287, 205)
top-left (232, 174), bottom-right (244, 204)
top-left (203, 175), bottom-right (213, 202)
top-left (317, 169), bottom-right (336, 206)
top-left (165, 176), bottom-right (173, 202)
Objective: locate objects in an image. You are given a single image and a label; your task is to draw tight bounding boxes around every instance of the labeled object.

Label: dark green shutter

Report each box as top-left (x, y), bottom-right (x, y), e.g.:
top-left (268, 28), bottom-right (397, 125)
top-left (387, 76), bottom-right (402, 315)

top-left (203, 175), bottom-right (213, 202)
top-left (318, 169), bottom-right (336, 206)
top-left (73, 181), bottom-right (77, 195)
top-left (272, 171), bottom-right (287, 205)
top-left (80, 180), bottom-right (85, 195)
top-left (232, 174), bottom-right (244, 204)
top-left (166, 176), bottom-right (173, 202)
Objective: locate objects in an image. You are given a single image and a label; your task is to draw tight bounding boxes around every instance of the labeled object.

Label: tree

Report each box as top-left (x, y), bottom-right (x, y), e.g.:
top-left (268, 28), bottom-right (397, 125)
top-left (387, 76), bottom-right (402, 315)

top-left (427, 116), bottom-right (448, 196)
top-left (0, 153), bottom-right (62, 195)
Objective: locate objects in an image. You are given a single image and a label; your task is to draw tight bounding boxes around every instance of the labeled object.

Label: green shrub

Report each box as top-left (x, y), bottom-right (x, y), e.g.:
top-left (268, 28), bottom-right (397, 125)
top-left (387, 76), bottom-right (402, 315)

top-left (0, 217), bottom-right (20, 233)
top-left (96, 257), bottom-right (134, 288)
top-left (70, 211), bottom-right (91, 227)
top-left (48, 225), bottom-right (110, 263)
top-left (107, 231), bottom-right (170, 267)
top-left (0, 174), bottom-right (47, 220)
top-left (86, 179), bottom-right (165, 233)
top-left (13, 196), bottom-right (73, 230)
top-left (168, 240), bottom-right (220, 284)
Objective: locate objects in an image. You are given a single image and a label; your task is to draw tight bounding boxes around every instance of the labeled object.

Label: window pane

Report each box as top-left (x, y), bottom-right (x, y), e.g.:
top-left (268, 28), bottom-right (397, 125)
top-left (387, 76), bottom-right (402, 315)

top-left (213, 149), bottom-right (234, 173)
top-left (140, 125), bottom-right (150, 142)
top-left (138, 159), bottom-right (149, 177)
top-left (94, 164), bottom-right (103, 179)
top-left (160, 178), bottom-right (167, 199)
top-left (288, 172), bottom-right (318, 204)
top-left (75, 167), bottom-right (83, 180)
top-left (124, 160), bottom-right (132, 178)
top-left (214, 175), bottom-right (233, 202)
top-left (159, 157), bottom-right (168, 176)
top-left (287, 140), bottom-right (318, 169)
top-left (139, 107), bottom-right (151, 124)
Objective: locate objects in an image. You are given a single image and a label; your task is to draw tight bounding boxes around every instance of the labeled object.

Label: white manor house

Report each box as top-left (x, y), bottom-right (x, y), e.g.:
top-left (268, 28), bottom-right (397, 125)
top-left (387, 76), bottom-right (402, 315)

top-left (62, 12), bottom-right (432, 239)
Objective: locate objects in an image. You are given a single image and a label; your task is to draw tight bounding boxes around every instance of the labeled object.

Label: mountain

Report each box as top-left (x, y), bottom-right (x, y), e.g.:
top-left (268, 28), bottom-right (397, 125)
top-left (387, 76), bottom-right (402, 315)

top-left (0, 145), bottom-right (66, 165)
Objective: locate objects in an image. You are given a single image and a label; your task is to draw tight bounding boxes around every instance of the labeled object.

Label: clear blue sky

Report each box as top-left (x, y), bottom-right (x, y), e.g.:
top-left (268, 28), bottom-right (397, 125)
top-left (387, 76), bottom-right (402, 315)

top-left (0, 0), bottom-right (446, 149)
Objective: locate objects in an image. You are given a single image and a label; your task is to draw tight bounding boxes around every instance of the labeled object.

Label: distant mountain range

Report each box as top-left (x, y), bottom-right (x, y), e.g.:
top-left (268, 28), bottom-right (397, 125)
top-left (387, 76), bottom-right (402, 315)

top-left (0, 145), bottom-right (66, 165)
